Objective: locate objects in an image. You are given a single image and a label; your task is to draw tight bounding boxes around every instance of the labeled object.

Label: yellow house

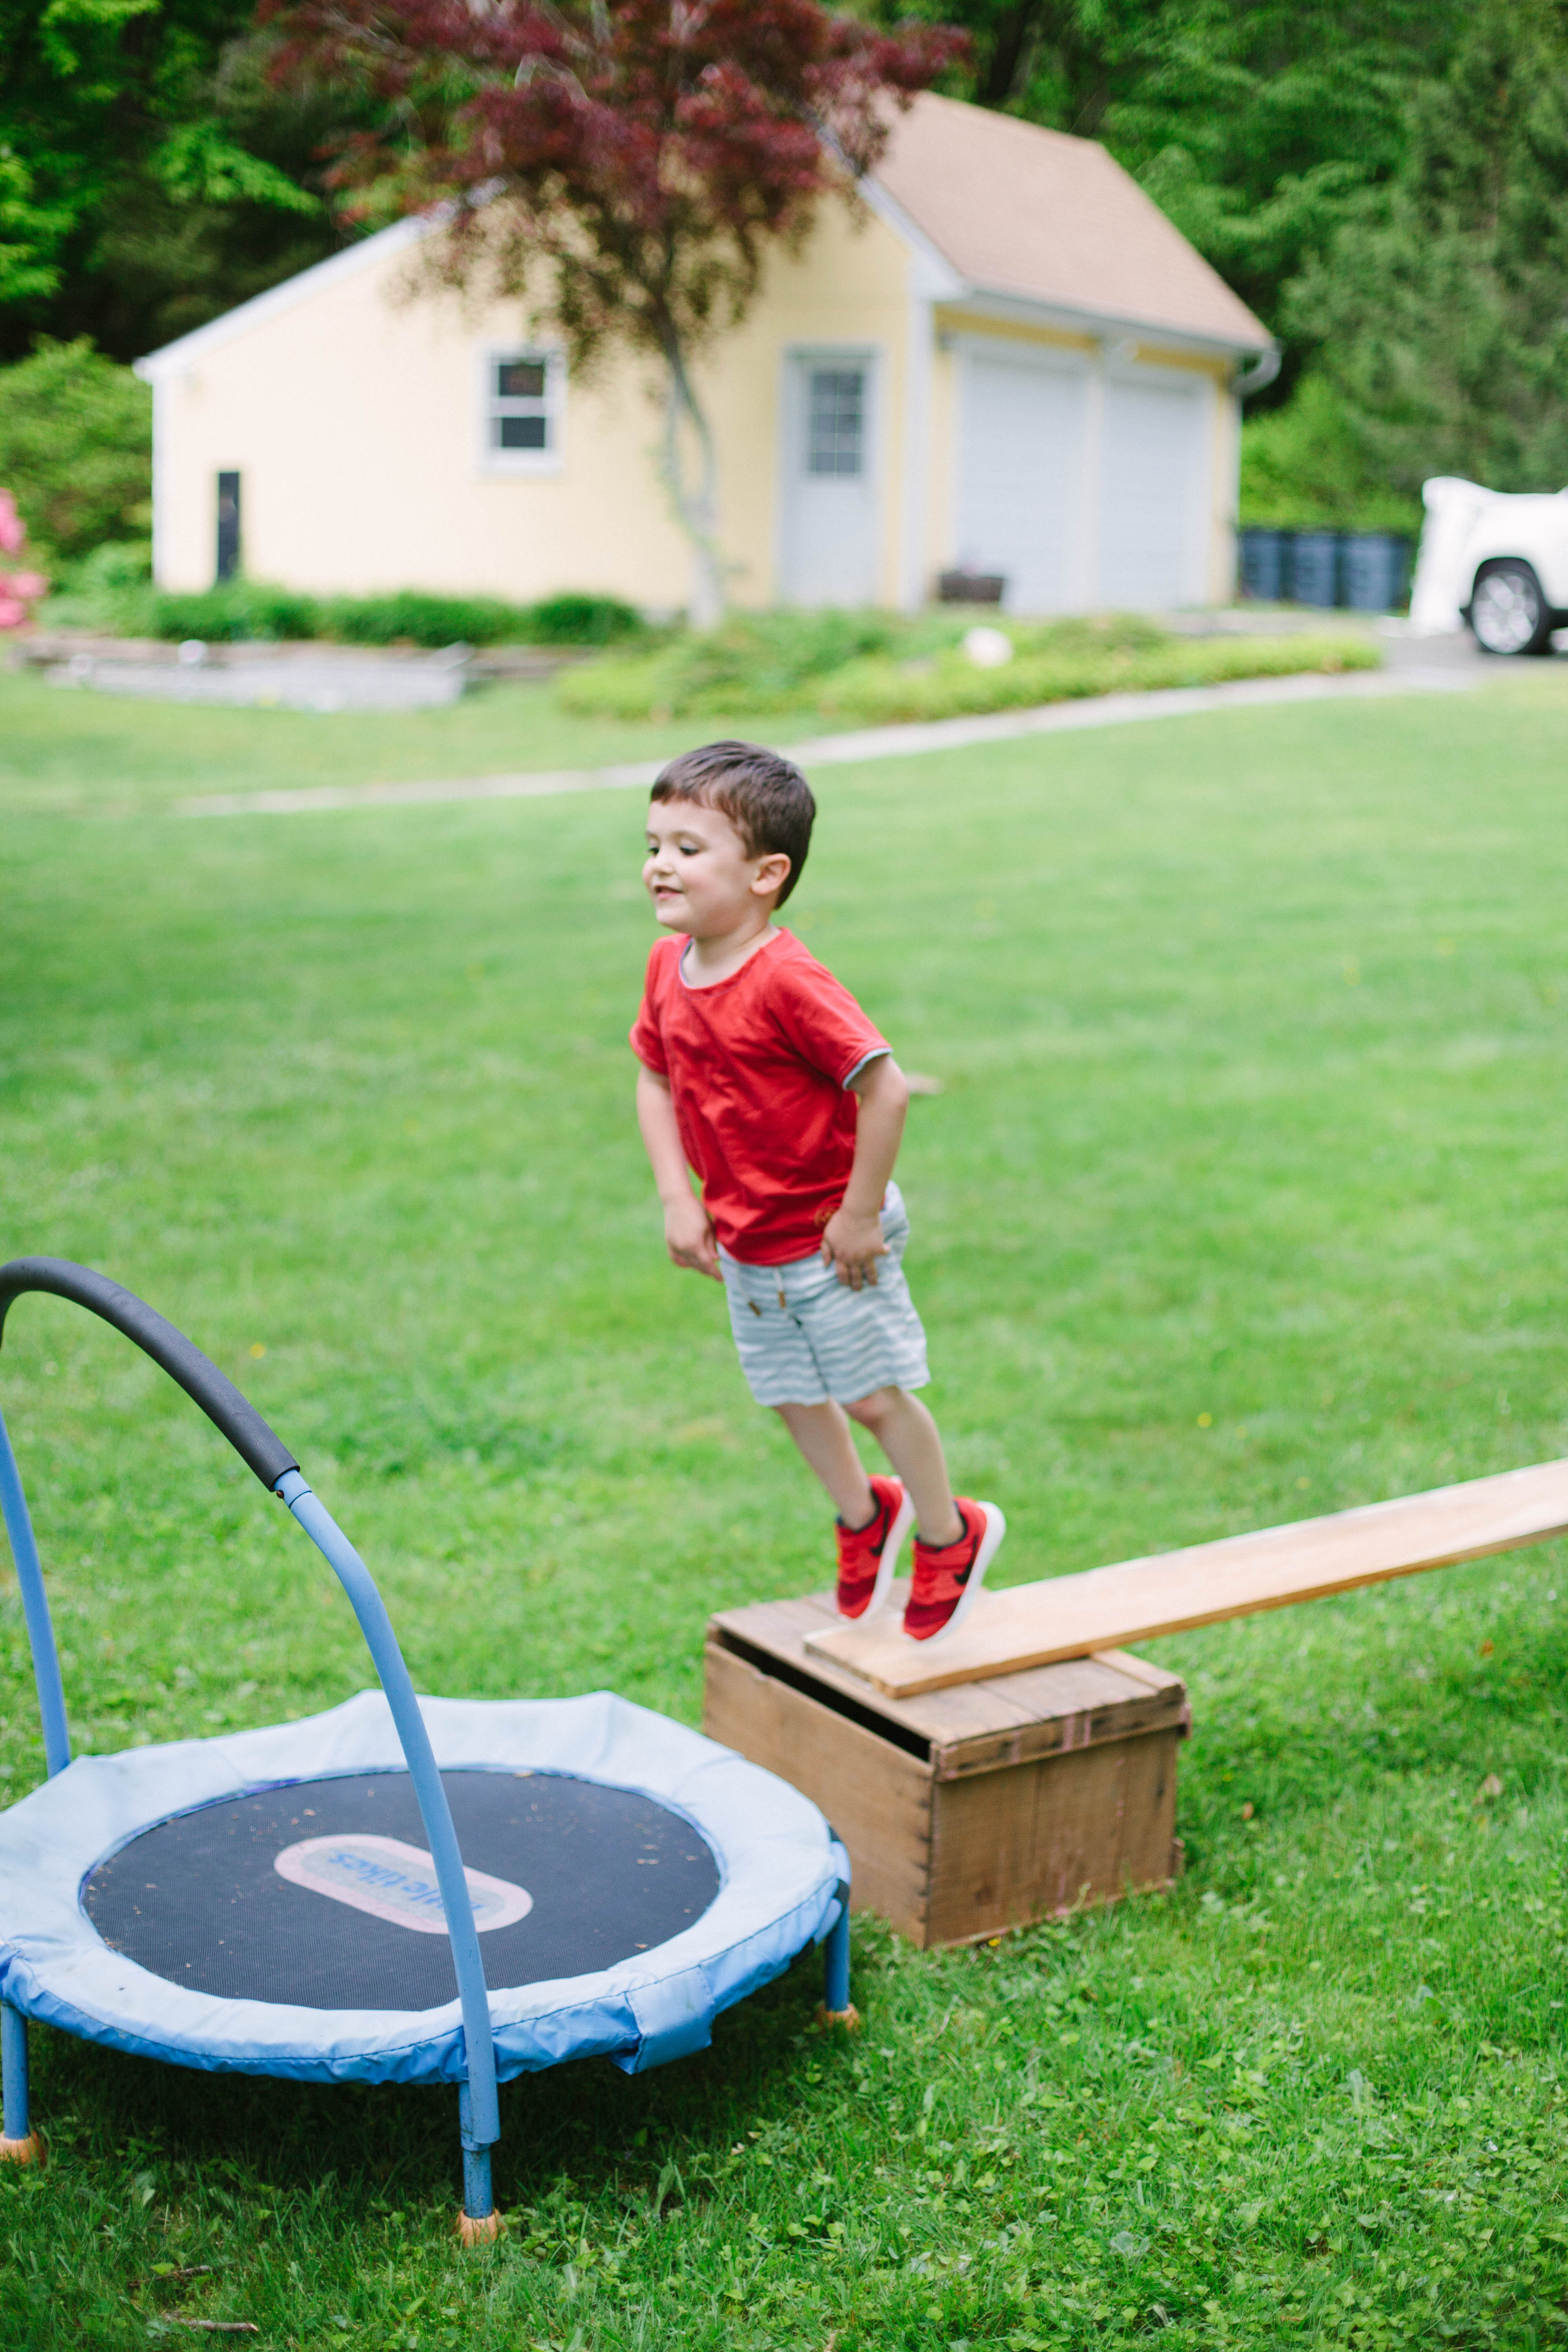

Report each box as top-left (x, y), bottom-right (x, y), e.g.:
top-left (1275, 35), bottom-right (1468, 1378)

top-left (134, 94), bottom-right (1272, 617)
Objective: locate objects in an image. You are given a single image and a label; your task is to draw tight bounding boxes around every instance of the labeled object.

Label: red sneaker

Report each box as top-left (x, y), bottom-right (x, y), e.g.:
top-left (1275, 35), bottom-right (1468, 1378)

top-left (835, 1476), bottom-right (916, 1621)
top-left (903, 1499), bottom-right (1006, 1643)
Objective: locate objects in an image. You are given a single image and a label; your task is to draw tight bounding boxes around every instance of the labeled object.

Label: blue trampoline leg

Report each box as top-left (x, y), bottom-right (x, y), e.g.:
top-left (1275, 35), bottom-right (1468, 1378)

top-left (1, 2003), bottom-right (42, 2164)
top-left (456, 2080), bottom-right (498, 2246)
top-left (816, 1899), bottom-right (860, 2030)
top-left (462, 2143), bottom-right (494, 2220)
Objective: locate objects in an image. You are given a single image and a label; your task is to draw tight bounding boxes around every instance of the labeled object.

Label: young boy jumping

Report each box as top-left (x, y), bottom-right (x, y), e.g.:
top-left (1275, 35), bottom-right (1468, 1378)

top-left (630, 739), bottom-right (1004, 1641)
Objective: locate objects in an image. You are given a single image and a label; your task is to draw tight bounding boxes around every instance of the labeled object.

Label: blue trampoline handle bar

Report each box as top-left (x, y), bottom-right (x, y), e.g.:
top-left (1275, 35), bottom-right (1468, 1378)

top-left (0, 1261), bottom-right (500, 2221)
top-left (275, 1470), bottom-right (500, 2179)
top-left (0, 1406), bottom-right (71, 1779)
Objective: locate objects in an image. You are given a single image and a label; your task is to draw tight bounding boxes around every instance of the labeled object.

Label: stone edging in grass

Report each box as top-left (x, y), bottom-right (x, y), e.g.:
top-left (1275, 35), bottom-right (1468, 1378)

top-left (178, 665), bottom-right (1476, 820)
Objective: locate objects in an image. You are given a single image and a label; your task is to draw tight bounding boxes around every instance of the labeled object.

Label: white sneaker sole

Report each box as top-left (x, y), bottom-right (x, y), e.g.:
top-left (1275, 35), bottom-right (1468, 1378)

top-left (860, 1484), bottom-right (917, 1622)
top-left (907, 1501), bottom-right (1006, 1644)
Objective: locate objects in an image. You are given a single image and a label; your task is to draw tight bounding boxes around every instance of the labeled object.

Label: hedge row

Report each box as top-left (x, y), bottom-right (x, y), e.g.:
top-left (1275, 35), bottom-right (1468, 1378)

top-left (44, 550), bottom-right (647, 647)
top-left (147, 582), bottom-right (647, 647)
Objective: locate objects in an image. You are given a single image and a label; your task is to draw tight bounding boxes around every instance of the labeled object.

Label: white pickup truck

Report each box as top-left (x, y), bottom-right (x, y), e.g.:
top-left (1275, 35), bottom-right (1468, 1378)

top-left (1411, 476), bottom-right (1568, 653)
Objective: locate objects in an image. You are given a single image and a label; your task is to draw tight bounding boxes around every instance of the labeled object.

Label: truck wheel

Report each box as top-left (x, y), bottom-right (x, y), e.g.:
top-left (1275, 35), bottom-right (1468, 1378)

top-left (1468, 560), bottom-right (1555, 655)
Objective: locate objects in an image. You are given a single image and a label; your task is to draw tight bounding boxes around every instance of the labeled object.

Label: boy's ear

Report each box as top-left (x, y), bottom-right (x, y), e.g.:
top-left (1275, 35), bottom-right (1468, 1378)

top-left (750, 852), bottom-right (792, 899)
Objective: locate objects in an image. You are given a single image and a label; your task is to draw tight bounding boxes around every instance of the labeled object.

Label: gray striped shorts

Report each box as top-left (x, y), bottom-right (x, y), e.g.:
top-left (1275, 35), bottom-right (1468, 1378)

top-left (718, 1181), bottom-right (931, 1407)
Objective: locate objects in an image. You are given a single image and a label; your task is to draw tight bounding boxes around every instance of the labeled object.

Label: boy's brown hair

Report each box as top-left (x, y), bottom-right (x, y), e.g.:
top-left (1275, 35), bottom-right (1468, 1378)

top-left (649, 740), bottom-right (815, 908)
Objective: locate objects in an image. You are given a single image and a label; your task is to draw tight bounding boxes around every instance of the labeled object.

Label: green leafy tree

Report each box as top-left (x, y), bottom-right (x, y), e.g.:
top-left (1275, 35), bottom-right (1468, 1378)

top-left (0, 337), bottom-right (151, 562)
top-left (1289, 0), bottom-right (1568, 495)
top-left (0, 2), bottom-right (364, 362)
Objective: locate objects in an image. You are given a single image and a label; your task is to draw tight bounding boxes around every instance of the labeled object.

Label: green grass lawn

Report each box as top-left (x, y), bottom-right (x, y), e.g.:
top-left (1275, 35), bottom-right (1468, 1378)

top-left (4, 663), bottom-right (1568, 2349)
top-left (0, 667), bottom-right (823, 819)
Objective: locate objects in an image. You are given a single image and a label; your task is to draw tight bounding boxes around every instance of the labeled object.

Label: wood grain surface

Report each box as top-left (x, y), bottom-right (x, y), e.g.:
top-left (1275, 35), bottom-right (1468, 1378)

top-left (802, 1456), bottom-right (1568, 1699)
top-left (707, 1594), bottom-right (1184, 1773)
top-left (701, 1640), bottom-right (934, 1939)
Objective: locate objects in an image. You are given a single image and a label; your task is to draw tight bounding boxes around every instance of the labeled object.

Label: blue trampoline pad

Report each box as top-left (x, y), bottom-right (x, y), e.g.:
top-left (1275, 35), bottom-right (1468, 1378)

top-left (0, 1690), bottom-right (846, 2085)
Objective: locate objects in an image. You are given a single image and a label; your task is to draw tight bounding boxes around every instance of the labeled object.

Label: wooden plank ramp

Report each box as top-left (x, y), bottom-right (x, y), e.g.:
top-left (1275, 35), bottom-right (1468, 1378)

top-left (802, 1456), bottom-right (1568, 1701)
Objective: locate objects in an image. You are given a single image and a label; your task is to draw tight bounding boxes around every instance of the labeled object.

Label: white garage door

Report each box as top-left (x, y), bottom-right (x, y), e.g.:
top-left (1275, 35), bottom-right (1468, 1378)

top-left (955, 347), bottom-right (1089, 612)
top-left (1098, 372), bottom-right (1209, 609)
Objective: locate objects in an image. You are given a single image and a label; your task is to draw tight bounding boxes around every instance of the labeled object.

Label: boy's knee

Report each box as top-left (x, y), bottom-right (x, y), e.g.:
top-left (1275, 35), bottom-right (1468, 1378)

top-left (845, 1385), bottom-right (901, 1428)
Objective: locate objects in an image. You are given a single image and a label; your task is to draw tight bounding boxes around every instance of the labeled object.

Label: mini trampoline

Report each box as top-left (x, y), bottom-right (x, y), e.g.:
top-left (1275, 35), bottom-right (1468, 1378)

top-left (0, 1259), bottom-right (852, 2237)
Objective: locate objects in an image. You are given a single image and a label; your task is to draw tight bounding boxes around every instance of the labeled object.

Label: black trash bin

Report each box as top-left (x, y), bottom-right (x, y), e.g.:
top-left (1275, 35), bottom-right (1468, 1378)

top-left (1341, 533), bottom-right (1410, 613)
top-left (1288, 530), bottom-right (1341, 608)
top-left (1239, 528), bottom-right (1290, 602)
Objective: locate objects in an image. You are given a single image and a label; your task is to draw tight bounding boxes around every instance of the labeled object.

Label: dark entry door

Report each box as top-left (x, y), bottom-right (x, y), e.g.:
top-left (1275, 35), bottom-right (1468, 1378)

top-left (216, 472), bottom-right (241, 583)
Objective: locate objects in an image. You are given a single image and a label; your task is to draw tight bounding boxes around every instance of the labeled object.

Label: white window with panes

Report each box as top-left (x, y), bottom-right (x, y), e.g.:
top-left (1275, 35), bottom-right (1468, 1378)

top-left (478, 349), bottom-right (563, 474)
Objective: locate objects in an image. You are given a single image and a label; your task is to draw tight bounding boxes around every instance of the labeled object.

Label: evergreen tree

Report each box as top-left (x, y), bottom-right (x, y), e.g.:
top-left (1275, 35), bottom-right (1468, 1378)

top-left (870, 0), bottom-right (1467, 341)
top-left (1290, 0), bottom-right (1568, 493)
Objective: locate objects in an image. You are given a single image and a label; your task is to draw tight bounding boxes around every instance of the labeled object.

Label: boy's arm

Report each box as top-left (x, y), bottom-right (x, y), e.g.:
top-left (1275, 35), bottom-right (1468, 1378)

top-left (635, 1066), bottom-right (721, 1280)
top-left (822, 1053), bottom-right (910, 1291)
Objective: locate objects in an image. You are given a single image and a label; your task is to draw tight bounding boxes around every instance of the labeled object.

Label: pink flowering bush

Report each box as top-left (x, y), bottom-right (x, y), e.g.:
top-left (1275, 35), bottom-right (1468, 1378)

top-left (0, 490), bottom-right (48, 630)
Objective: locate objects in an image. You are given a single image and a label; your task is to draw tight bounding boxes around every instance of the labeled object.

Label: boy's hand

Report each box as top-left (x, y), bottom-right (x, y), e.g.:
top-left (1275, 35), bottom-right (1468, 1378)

top-left (821, 1206), bottom-right (888, 1291)
top-left (664, 1194), bottom-right (721, 1280)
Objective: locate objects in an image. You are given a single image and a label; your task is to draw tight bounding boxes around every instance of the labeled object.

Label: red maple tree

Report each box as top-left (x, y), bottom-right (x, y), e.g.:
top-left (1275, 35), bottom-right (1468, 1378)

top-left (268, 0), bottom-right (964, 620)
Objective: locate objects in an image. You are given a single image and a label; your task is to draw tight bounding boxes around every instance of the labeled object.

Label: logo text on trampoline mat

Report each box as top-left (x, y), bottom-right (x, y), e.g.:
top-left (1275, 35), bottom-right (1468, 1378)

top-left (273, 1834), bottom-right (533, 1934)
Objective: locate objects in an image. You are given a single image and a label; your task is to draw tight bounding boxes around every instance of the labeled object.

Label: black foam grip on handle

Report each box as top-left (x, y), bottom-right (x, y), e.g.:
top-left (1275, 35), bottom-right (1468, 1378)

top-left (0, 1257), bottom-right (299, 1490)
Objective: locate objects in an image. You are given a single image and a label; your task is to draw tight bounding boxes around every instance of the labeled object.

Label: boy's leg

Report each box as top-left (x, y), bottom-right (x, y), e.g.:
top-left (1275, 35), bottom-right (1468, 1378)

top-left (848, 1386), bottom-right (1005, 1642)
top-left (774, 1400), bottom-right (918, 1622)
top-left (843, 1387), bottom-right (963, 1546)
top-left (773, 1400), bottom-right (877, 1527)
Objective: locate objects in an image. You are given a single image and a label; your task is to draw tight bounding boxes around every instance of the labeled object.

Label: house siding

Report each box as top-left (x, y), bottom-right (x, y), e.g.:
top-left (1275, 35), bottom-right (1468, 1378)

top-left (144, 199), bottom-right (914, 614)
top-left (139, 132), bottom-right (1256, 615)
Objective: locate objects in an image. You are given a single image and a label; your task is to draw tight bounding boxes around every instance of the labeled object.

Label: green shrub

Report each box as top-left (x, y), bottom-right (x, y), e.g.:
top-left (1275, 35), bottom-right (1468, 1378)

top-left (1240, 374), bottom-right (1420, 533)
top-left (44, 580), bottom-right (651, 647)
top-left (321, 590), bottom-right (525, 647)
top-left (41, 559), bottom-right (314, 644)
top-left (816, 629), bottom-right (1379, 726)
top-left (556, 647), bottom-right (692, 720)
top-left (36, 539), bottom-right (155, 632)
top-left (557, 607), bottom-right (931, 720)
top-left (118, 582), bottom-right (649, 648)
top-left (320, 588), bottom-right (645, 647)
top-left (524, 591), bottom-right (644, 645)
top-left (0, 340), bottom-right (152, 565)
top-left (557, 608), bottom-right (1369, 727)
top-left (559, 606), bottom-right (941, 720)
top-left (147, 580), bottom-right (323, 643)
top-left (666, 607), bottom-right (913, 708)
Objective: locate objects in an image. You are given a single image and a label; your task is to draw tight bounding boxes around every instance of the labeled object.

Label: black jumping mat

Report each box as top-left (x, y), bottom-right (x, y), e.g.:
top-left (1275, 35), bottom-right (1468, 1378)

top-left (83, 1769), bottom-right (721, 2012)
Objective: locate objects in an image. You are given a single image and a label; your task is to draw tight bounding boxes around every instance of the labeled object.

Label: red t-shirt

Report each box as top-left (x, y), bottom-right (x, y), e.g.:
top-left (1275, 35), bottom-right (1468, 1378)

top-left (630, 929), bottom-right (890, 1265)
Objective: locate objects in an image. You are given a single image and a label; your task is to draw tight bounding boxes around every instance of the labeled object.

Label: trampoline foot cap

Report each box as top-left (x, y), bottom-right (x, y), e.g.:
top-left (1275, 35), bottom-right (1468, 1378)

top-left (815, 2003), bottom-right (861, 2033)
top-left (456, 2210), bottom-right (502, 2247)
top-left (0, 2131), bottom-right (44, 2166)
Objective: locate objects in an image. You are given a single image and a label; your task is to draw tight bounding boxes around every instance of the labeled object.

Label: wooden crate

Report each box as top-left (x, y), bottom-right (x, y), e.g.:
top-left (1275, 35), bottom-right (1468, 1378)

top-left (704, 1591), bottom-right (1188, 1950)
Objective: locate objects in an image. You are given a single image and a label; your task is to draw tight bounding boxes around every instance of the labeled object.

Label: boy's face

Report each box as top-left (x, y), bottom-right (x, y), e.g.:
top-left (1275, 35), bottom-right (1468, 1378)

top-left (642, 797), bottom-right (789, 936)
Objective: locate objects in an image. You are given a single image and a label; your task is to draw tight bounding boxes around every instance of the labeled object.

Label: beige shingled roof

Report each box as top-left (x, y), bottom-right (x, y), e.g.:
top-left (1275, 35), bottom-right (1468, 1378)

top-left (874, 93), bottom-right (1270, 353)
